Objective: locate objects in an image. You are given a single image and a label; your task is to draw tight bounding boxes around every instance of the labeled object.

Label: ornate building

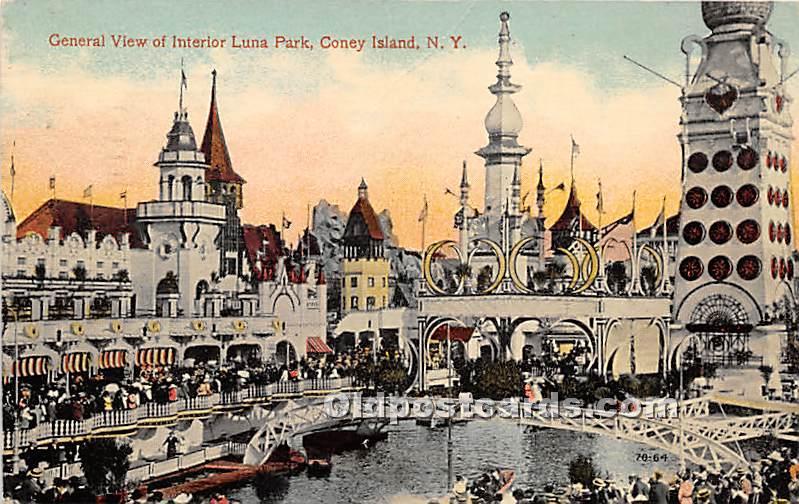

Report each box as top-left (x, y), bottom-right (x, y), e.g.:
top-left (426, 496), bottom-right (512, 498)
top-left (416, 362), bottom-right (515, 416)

top-left (671, 1), bottom-right (793, 380)
top-left (340, 179), bottom-right (390, 313)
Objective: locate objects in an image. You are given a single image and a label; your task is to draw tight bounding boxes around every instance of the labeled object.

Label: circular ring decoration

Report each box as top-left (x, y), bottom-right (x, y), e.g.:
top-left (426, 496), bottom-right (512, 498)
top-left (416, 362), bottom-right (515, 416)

top-left (467, 238), bottom-right (507, 295)
top-left (710, 186), bottom-right (733, 208)
top-left (680, 256), bottom-right (704, 281)
top-left (736, 255), bottom-right (762, 281)
top-left (736, 220), bottom-right (760, 244)
top-left (712, 150), bottom-right (733, 172)
top-left (688, 152), bottom-right (709, 173)
top-left (24, 324), bottom-right (39, 340)
top-left (709, 220), bottom-right (733, 245)
top-left (708, 255), bottom-right (733, 281)
top-left (686, 187), bottom-right (708, 210)
top-left (71, 322), bottom-right (85, 336)
top-left (508, 236), bottom-right (538, 294)
top-left (737, 147), bottom-right (759, 170)
top-left (683, 221), bottom-right (706, 246)
top-left (192, 320), bottom-right (207, 332)
top-left (110, 320), bottom-right (123, 334)
top-left (572, 237), bottom-right (599, 294)
top-left (736, 185), bottom-right (758, 207)
top-left (638, 244), bottom-right (663, 287)
top-left (147, 320), bottom-right (161, 334)
top-left (232, 320), bottom-right (247, 332)
top-left (422, 240), bottom-right (463, 296)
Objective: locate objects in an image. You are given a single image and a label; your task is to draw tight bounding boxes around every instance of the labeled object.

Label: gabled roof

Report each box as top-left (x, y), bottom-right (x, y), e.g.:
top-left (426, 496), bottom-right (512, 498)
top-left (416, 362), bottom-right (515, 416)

top-left (200, 71), bottom-right (246, 185)
top-left (343, 195), bottom-right (384, 241)
top-left (638, 214), bottom-right (680, 238)
top-left (16, 199), bottom-right (143, 248)
top-left (548, 183), bottom-right (596, 232)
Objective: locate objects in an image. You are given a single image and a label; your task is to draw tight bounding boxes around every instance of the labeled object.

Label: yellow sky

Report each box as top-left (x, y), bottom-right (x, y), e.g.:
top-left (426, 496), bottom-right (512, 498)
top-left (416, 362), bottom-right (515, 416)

top-left (2, 46), bottom-right (798, 249)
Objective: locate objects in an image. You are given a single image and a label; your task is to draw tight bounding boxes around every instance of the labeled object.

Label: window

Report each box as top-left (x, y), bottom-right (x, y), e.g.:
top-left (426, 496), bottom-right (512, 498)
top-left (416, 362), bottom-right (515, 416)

top-left (16, 270), bottom-right (25, 277)
top-left (368, 277), bottom-right (375, 287)
top-left (350, 296), bottom-right (359, 310)
top-left (77, 260), bottom-right (85, 268)
top-left (97, 272), bottom-right (104, 279)
top-left (59, 259), bottom-right (68, 267)
top-left (367, 296), bottom-right (376, 310)
top-left (382, 277), bottom-right (386, 287)
top-left (97, 261), bottom-right (104, 269)
top-left (17, 257), bottom-right (25, 265)
top-left (350, 277), bottom-right (358, 288)
top-left (112, 262), bottom-right (119, 270)
top-left (59, 271), bottom-right (68, 279)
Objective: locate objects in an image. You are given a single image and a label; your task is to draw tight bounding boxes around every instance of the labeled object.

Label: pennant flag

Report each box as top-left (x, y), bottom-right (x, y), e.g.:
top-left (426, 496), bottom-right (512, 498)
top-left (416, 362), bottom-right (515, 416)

top-left (181, 69), bottom-right (188, 89)
top-left (418, 195), bottom-right (429, 222)
top-left (571, 136), bottom-right (580, 156)
top-left (596, 180), bottom-right (604, 214)
top-left (83, 184), bottom-right (93, 199)
top-left (282, 214), bottom-right (292, 229)
top-left (119, 190), bottom-right (127, 200)
top-left (49, 176), bottom-right (56, 190)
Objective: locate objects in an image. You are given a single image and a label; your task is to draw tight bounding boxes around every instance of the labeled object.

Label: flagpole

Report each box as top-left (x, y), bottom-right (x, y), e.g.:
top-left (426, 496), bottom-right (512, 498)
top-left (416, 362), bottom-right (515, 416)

top-left (631, 190), bottom-right (641, 295)
top-left (660, 196), bottom-right (672, 295)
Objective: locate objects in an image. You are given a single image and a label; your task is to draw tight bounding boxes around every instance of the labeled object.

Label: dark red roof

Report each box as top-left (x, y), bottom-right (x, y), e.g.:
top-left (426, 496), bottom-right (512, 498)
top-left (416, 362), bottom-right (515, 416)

top-left (430, 325), bottom-right (474, 342)
top-left (548, 183), bottom-right (596, 232)
top-left (200, 73), bottom-right (245, 185)
top-left (344, 197), bottom-right (384, 241)
top-left (638, 213), bottom-right (680, 237)
top-left (242, 224), bottom-right (283, 281)
top-left (17, 199), bottom-right (143, 248)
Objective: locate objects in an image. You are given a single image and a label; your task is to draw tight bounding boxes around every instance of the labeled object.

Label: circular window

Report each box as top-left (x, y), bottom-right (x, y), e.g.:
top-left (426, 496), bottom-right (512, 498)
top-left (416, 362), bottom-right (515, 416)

top-left (781, 156), bottom-right (788, 172)
top-left (688, 152), bottom-right (709, 173)
top-left (778, 223), bottom-right (785, 243)
top-left (682, 221), bottom-right (706, 245)
top-left (783, 190), bottom-right (790, 208)
top-left (767, 152), bottom-right (773, 168)
top-left (708, 255), bottom-right (733, 281)
top-left (772, 257), bottom-right (779, 279)
top-left (712, 150), bottom-right (733, 172)
top-left (768, 187), bottom-right (775, 205)
top-left (709, 221), bottom-right (733, 244)
top-left (775, 191), bottom-right (783, 207)
top-left (736, 255), bottom-right (762, 281)
top-left (711, 186), bottom-right (733, 208)
top-left (680, 256), bottom-right (704, 281)
top-left (786, 224), bottom-right (792, 245)
top-left (737, 147), bottom-right (758, 170)
top-left (736, 219), bottom-right (760, 244)
top-left (686, 187), bottom-right (708, 209)
top-left (780, 258), bottom-right (787, 280)
top-left (736, 185), bottom-right (758, 207)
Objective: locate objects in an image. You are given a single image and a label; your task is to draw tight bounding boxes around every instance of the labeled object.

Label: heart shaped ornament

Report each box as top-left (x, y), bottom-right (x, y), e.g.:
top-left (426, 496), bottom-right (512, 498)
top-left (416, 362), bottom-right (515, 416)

top-left (705, 82), bottom-right (738, 115)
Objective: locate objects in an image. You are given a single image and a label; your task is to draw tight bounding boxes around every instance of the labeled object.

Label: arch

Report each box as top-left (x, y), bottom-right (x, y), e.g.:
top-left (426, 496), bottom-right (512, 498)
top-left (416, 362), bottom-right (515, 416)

top-left (674, 281), bottom-right (763, 325)
top-left (156, 272), bottom-right (179, 295)
top-left (272, 293), bottom-right (296, 314)
top-left (184, 344), bottom-right (222, 365)
top-left (181, 175), bottom-right (192, 200)
top-left (275, 340), bottom-right (297, 366)
top-left (167, 175), bottom-right (175, 201)
top-left (509, 318), bottom-right (544, 361)
top-left (195, 280), bottom-right (209, 301)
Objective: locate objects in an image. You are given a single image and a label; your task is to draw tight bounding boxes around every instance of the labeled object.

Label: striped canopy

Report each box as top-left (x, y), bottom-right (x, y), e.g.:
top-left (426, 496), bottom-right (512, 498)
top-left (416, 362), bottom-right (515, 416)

top-left (8, 356), bottom-right (51, 377)
top-left (306, 336), bottom-right (333, 354)
top-left (99, 350), bottom-right (127, 369)
top-left (135, 347), bottom-right (176, 367)
top-left (61, 353), bottom-right (92, 373)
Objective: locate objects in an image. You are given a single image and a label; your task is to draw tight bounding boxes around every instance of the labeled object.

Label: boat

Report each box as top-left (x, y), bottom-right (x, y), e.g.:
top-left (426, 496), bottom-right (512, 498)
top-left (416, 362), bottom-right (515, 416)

top-left (415, 417), bottom-right (468, 428)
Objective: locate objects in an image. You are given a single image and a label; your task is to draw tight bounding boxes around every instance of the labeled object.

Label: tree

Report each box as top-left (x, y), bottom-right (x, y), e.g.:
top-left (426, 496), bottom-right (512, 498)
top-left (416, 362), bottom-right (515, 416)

top-left (606, 261), bottom-right (629, 294)
top-left (113, 269), bottom-right (130, 282)
top-left (467, 360), bottom-right (523, 400)
top-left (72, 264), bottom-right (87, 282)
top-left (79, 438), bottom-right (132, 498)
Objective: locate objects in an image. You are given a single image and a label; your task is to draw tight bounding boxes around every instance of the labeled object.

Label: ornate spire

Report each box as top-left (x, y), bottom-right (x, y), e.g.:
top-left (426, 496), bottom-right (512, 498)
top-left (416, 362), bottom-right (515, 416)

top-left (200, 69), bottom-right (245, 184)
top-left (460, 160), bottom-right (470, 189)
top-left (358, 178), bottom-right (368, 200)
top-left (536, 159), bottom-right (545, 217)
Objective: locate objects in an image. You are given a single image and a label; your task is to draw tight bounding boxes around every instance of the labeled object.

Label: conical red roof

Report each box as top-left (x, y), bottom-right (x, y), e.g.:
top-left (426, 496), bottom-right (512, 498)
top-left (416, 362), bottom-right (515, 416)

top-left (548, 182), bottom-right (596, 232)
top-left (200, 71), bottom-right (245, 185)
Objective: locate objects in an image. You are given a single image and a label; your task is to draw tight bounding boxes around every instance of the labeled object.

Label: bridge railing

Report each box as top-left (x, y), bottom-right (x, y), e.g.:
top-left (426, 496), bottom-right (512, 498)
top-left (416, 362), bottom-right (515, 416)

top-left (5, 378), bottom-right (361, 452)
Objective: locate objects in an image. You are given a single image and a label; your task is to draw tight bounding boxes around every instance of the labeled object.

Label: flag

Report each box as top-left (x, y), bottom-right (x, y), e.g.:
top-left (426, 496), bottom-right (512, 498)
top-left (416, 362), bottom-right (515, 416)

top-left (282, 214), bottom-right (292, 229)
top-left (652, 196), bottom-right (666, 237)
top-left (181, 69), bottom-right (188, 90)
top-left (83, 185), bottom-right (93, 199)
top-left (571, 136), bottom-right (580, 156)
top-left (552, 182), bottom-right (566, 192)
top-left (418, 195), bottom-right (428, 222)
top-left (119, 190), bottom-right (127, 200)
top-left (49, 176), bottom-right (56, 190)
top-left (596, 180), bottom-right (604, 214)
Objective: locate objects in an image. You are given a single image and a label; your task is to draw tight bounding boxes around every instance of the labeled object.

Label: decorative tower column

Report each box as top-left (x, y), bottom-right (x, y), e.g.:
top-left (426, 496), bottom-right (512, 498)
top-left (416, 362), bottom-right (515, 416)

top-left (672, 2), bottom-right (792, 391)
top-left (458, 161), bottom-right (472, 293)
top-left (476, 12), bottom-right (531, 244)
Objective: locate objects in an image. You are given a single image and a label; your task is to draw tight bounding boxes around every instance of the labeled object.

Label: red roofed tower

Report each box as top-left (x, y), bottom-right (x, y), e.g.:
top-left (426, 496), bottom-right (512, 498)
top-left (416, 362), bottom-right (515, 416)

top-left (201, 69), bottom-right (245, 210)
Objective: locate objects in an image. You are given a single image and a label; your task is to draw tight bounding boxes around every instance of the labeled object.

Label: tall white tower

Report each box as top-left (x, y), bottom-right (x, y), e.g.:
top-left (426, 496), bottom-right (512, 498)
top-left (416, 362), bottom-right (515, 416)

top-left (672, 2), bottom-right (793, 377)
top-left (476, 12), bottom-right (531, 244)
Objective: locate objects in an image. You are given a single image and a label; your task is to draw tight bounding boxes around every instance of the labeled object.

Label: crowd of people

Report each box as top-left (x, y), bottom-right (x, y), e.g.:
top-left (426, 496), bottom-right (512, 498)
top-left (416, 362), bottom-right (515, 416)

top-left (448, 447), bottom-right (799, 504)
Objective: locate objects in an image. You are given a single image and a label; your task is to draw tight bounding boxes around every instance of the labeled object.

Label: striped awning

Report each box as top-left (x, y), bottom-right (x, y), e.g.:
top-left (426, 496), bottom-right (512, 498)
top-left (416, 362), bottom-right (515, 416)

top-left (135, 347), bottom-right (176, 367)
top-left (9, 356), bottom-right (51, 377)
top-left (306, 336), bottom-right (333, 354)
top-left (99, 350), bottom-right (127, 369)
top-left (61, 353), bottom-right (92, 373)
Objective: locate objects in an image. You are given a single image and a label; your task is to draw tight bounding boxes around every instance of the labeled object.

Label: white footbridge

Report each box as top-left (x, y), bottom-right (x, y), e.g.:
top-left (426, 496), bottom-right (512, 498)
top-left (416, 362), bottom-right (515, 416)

top-left (244, 393), bottom-right (797, 472)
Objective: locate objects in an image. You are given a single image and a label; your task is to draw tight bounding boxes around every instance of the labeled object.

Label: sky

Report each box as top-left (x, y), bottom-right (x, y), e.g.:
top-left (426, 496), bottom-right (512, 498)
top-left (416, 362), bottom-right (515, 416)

top-left (1, 0), bottom-right (798, 249)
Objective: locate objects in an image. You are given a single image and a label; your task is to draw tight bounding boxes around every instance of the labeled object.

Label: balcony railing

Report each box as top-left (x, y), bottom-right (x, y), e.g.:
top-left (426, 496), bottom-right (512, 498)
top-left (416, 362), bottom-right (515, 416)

top-left (4, 377), bottom-right (358, 452)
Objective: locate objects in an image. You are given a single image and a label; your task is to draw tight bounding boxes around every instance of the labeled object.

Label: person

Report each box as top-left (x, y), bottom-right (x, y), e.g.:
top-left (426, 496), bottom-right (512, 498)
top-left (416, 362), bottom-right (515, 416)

top-left (678, 472), bottom-right (694, 504)
top-left (629, 474), bottom-right (649, 502)
top-left (163, 430), bottom-right (183, 458)
top-left (649, 472), bottom-right (669, 504)
top-left (210, 494), bottom-right (229, 504)
top-left (452, 475), bottom-right (468, 503)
